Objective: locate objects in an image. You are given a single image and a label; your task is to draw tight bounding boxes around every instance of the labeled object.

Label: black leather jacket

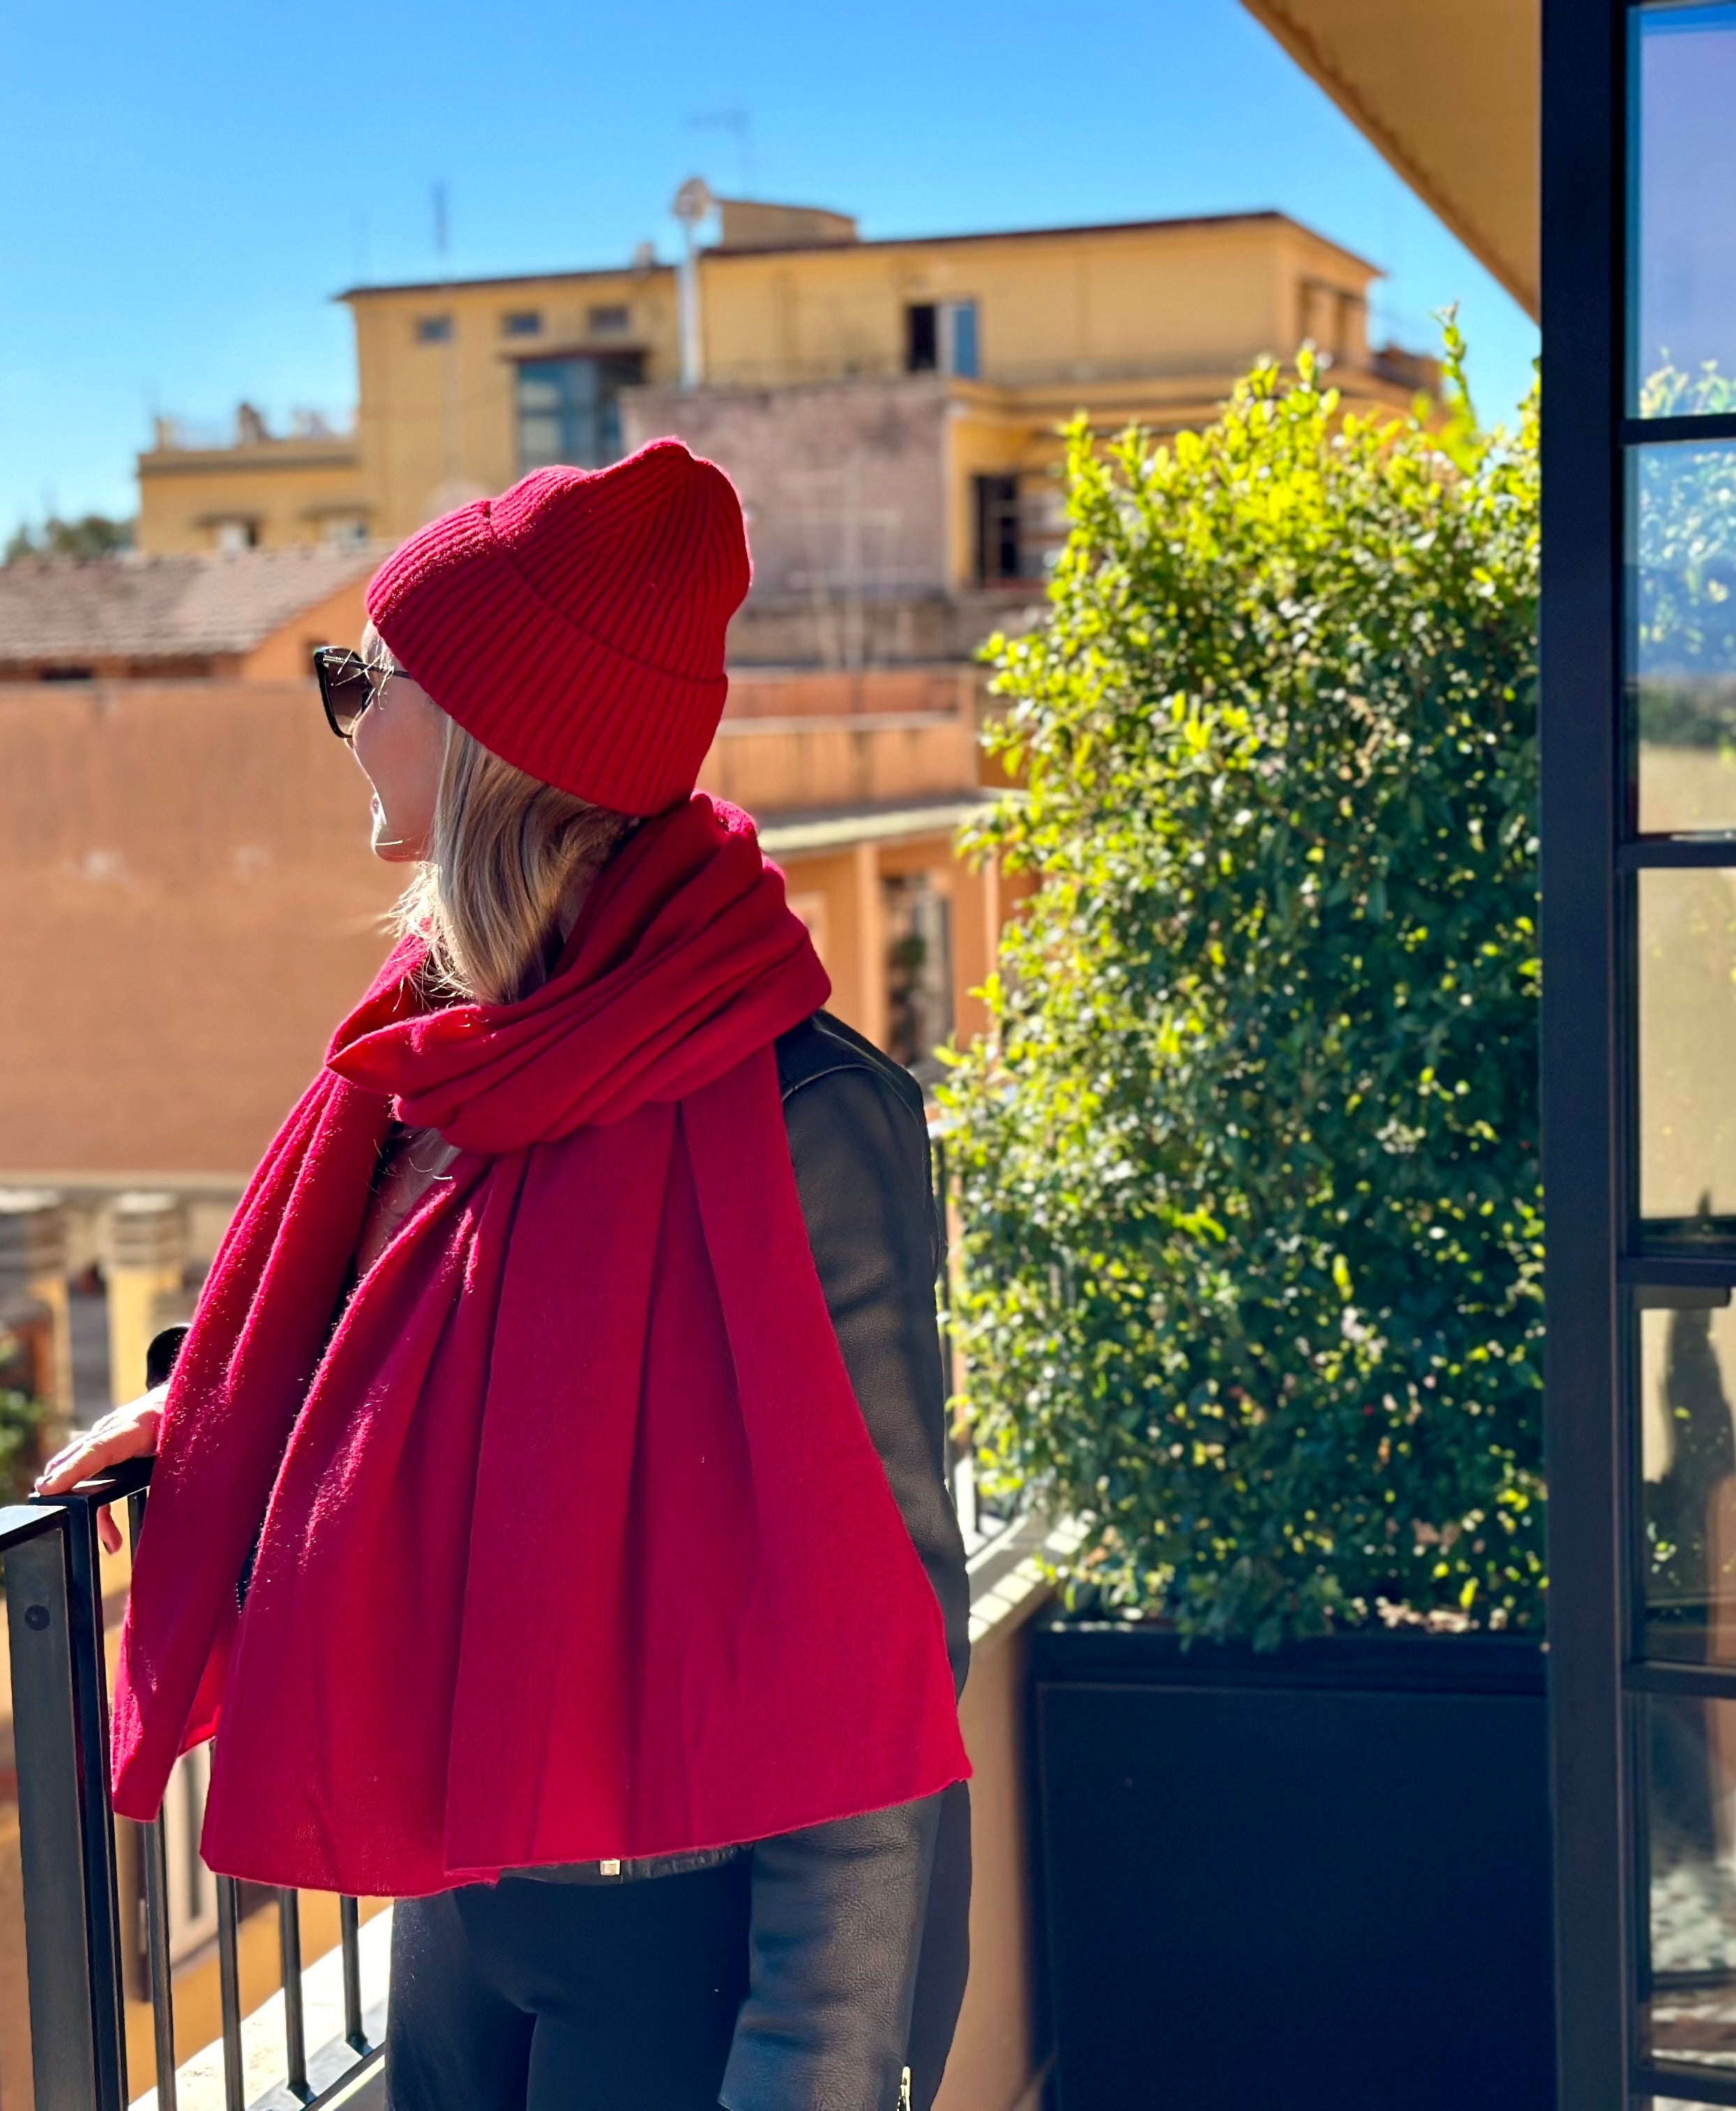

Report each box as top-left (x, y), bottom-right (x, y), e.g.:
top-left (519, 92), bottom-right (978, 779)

top-left (726, 1012), bottom-right (972, 2111)
top-left (148, 1009), bottom-right (970, 2111)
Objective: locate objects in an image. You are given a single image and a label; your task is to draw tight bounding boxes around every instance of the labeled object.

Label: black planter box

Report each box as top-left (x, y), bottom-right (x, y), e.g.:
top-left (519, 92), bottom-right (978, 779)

top-left (1030, 1620), bottom-right (1554, 2111)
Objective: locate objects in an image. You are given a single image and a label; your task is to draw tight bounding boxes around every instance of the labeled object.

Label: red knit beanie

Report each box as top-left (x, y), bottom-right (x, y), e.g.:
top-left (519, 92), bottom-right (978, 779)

top-left (365, 439), bottom-right (750, 816)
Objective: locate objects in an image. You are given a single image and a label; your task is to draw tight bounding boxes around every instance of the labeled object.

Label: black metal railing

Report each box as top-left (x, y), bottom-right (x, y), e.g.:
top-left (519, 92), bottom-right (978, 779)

top-left (1, 1460), bottom-right (380, 2111)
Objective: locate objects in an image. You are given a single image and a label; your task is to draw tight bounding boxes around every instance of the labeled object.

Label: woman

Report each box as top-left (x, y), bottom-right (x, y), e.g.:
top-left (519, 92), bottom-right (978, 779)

top-left (37, 440), bottom-right (972, 2111)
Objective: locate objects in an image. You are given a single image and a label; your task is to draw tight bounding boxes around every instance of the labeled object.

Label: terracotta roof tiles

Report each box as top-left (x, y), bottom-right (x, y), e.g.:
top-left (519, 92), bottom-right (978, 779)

top-left (0, 547), bottom-right (382, 665)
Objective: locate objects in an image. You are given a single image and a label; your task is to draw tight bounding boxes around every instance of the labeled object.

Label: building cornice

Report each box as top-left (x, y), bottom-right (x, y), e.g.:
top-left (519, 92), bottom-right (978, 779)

top-left (336, 207), bottom-right (1378, 304)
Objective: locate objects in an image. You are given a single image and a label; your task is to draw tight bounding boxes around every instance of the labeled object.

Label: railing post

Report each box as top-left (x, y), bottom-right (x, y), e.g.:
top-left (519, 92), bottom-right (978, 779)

top-left (61, 1492), bottom-right (130, 2111)
top-left (131, 1487), bottom-right (179, 2111)
top-left (215, 1877), bottom-right (245, 2111)
top-left (339, 1895), bottom-right (365, 2052)
top-left (3, 1504), bottom-right (104, 2111)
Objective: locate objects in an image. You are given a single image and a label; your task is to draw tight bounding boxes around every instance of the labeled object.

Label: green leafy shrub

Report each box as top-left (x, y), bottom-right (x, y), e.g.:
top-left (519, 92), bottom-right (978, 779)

top-left (942, 334), bottom-right (1543, 1644)
top-left (0, 1389), bottom-right (47, 1504)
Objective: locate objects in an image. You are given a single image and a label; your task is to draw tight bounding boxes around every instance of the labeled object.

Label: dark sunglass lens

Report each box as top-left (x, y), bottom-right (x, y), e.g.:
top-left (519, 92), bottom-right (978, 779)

top-left (317, 653), bottom-right (372, 739)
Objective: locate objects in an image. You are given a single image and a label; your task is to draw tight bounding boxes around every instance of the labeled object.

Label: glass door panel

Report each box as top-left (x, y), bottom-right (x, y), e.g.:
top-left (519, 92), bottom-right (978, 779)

top-left (1638, 868), bottom-right (1736, 1225)
top-left (1629, 440), bottom-right (1736, 831)
top-left (1643, 1690), bottom-right (1736, 2072)
top-left (1641, 1300), bottom-right (1736, 1661)
top-left (1631, 3), bottom-right (1736, 415)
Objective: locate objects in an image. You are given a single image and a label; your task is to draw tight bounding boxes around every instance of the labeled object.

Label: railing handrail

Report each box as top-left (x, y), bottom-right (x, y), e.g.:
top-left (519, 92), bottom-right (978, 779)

top-left (3, 1464), bottom-right (382, 2111)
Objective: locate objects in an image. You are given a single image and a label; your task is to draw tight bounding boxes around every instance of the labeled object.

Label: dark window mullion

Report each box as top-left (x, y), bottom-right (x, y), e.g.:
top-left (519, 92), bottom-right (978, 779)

top-left (1540, 0), bottom-right (1633, 2096)
top-left (1622, 410), bottom-right (1736, 445)
top-left (1619, 1256), bottom-right (1736, 1289)
top-left (1627, 1659), bottom-right (1736, 1701)
top-left (1625, 1687), bottom-right (1659, 2067)
top-left (1618, 840), bottom-right (1736, 869)
top-left (1633, 2063), bottom-right (1736, 2110)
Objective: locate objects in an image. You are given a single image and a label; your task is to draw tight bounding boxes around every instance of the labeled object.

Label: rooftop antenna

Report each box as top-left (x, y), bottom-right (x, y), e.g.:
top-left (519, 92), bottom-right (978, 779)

top-left (433, 179), bottom-right (461, 497)
top-left (672, 177), bottom-right (714, 390)
top-left (687, 108), bottom-right (754, 194)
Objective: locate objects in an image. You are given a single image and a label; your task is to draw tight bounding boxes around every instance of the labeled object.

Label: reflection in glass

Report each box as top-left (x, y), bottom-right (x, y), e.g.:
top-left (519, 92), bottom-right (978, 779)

top-left (1630, 443), bottom-right (1736, 831)
top-left (1639, 870), bottom-right (1736, 1223)
top-left (1633, 3), bottom-right (1736, 415)
top-left (1642, 1302), bottom-right (1736, 1661)
top-left (1644, 1693), bottom-right (1736, 2071)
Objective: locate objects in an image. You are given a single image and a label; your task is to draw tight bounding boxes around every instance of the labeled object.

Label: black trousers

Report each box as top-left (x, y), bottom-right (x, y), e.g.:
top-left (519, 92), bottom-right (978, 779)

top-left (385, 1858), bottom-right (753, 2111)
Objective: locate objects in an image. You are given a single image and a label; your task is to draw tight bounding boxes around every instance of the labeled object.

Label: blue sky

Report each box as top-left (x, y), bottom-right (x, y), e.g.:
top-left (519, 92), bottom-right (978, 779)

top-left (0, 0), bottom-right (1537, 538)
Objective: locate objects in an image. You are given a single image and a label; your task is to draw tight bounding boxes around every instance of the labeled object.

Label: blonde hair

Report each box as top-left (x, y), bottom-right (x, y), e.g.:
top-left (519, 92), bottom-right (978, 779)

top-left (396, 717), bottom-right (634, 1007)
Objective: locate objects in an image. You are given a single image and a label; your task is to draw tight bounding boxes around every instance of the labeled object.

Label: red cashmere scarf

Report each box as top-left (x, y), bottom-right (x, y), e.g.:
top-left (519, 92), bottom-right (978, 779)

top-left (110, 794), bottom-right (969, 1897)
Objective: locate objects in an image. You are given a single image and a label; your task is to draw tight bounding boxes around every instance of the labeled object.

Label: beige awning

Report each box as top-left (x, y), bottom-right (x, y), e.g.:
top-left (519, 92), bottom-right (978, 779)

top-left (757, 795), bottom-right (995, 859)
top-left (1240, 0), bottom-right (1539, 318)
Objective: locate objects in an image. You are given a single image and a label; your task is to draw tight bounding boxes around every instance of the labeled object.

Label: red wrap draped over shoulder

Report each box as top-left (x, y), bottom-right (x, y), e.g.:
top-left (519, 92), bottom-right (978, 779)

top-left (109, 794), bottom-right (969, 1897)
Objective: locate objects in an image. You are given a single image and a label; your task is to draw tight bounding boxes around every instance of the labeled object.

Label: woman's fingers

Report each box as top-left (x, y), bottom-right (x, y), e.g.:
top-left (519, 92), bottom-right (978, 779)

top-left (34, 1441), bottom-right (102, 1495)
top-left (38, 1426), bottom-right (111, 1483)
top-left (34, 1419), bottom-right (157, 1497)
top-left (35, 1389), bottom-right (166, 1493)
top-left (40, 1410), bottom-right (131, 1478)
top-left (97, 1507), bottom-right (122, 1556)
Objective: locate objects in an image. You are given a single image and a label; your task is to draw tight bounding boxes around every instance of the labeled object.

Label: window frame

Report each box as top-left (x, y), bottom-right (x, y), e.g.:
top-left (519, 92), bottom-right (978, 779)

top-left (1543, 2), bottom-right (1736, 2104)
top-left (513, 350), bottom-right (646, 473)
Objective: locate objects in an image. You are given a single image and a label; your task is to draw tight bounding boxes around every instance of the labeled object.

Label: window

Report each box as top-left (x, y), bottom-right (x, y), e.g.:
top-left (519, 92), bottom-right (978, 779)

top-left (212, 519), bottom-right (258, 552)
top-left (1298, 279), bottom-right (1360, 365)
top-left (945, 299), bottom-right (979, 379)
top-left (884, 873), bottom-right (954, 1077)
top-left (974, 475), bottom-right (1023, 582)
top-left (318, 514), bottom-right (370, 547)
top-left (501, 310), bottom-right (542, 339)
top-left (415, 314), bottom-right (453, 344)
top-left (515, 353), bottom-right (645, 472)
top-left (1631, 1), bottom-right (1736, 410)
top-left (906, 300), bottom-right (979, 378)
top-left (587, 304), bottom-right (631, 335)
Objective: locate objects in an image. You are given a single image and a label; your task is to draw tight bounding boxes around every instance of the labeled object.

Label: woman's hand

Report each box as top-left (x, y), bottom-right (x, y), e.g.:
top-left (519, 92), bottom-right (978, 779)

top-left (36, 1390), bottom-right (167, 1554)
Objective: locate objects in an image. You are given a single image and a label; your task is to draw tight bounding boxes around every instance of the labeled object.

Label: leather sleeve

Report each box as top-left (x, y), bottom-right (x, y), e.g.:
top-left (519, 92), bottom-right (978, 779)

top-left (720, 1063), bottom-right (969, 2111)
top-left (780, 1064), bottom-right (969, 1694)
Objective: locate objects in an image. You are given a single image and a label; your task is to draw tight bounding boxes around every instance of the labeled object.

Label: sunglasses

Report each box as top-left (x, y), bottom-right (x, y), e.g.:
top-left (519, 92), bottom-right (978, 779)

top-left (312, 646), bottom-right (403, 740)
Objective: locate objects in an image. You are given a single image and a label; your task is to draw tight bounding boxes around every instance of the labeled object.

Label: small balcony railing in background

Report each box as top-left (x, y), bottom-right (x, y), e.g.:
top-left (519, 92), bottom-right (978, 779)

top-left (1, 1463), bottom-right (381, 2111)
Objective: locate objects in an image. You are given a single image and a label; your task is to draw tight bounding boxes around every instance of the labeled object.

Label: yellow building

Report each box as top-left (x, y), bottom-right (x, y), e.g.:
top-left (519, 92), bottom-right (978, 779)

top-left (135, 197), bottom-right (1436, 583)
top-left (138, 410), bottom-right (369, 557)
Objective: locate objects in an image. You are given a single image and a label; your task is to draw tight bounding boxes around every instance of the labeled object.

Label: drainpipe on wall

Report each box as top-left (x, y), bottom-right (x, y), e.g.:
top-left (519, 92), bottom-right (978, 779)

top-left (672, 177), bottom-right (713, 390)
